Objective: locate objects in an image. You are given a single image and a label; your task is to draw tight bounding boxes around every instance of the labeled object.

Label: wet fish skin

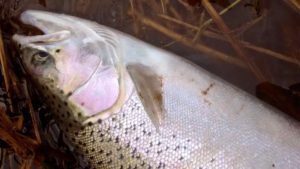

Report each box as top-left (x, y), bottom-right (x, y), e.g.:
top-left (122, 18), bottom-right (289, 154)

top-left (13, 10), bottom-right (300, 169)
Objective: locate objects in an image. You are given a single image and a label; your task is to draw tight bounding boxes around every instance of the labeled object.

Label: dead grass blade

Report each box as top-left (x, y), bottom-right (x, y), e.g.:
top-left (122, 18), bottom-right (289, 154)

top-left (158, 14), bottom-right (300, 66)
top-left (132, 11), bottom-right (246, 68)
top-left (202, 0), bottom-right (266, 81)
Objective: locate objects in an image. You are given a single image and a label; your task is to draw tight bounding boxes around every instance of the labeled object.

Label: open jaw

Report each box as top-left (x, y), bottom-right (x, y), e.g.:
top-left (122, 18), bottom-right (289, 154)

top-left (13, 10), bottom-right (129, 124)
top-left (13, 10), bottom-right (72, 45)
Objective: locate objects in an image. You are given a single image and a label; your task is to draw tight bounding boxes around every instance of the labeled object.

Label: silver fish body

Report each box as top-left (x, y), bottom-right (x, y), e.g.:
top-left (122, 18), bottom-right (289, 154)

top-left (13, 10), bottom-right (300, 169)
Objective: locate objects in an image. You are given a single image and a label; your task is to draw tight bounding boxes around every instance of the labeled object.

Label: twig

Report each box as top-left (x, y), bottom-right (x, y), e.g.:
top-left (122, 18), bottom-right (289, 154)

top-left (284, 0), bottom-right (300, 12)
top-left (158, 14), bottom-right (300, 66)
top-left (129, 0), bottom-right (139, 36)
top-left (0, 29), bottom-right (13, 112)
top-left (192, 11), bottom-right (206, 42)
top-left (22, 80), bottom-right (41, 144)
top-left (134, 12), bottom-right (246, 68)
top-left (199, 0), bottom-right (241, 32)
top-left (202, 0), bottom-right (265, 81)
top-left (161, 0), bottom-right (165, 14)
top-left (0, 127), bottom-right (30, 159)
top-left (231, 10), bottom-right (267, 35)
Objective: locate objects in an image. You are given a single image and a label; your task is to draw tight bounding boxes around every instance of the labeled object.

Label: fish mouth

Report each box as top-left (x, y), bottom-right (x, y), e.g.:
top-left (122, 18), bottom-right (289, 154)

top-left (19, 10), bottom-right (68, 34)
top-left (13, 10), bottom-right (128, 124)
top-left (13, 10), bottom-right (72, 45)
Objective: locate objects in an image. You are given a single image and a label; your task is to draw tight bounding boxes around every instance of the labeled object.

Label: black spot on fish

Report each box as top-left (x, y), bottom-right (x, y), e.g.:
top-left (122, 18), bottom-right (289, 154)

top-left (116, 146), bottom-right (122, 151)
top-left (91, 148), bottom-right (95, 152)
top-left (107, 159), bottom-right (112, 164)
top-left (132, 148), bottom-right (137, 154)
top-left (97, 119), bottom-right (102, 124)
top-left (106, 151), bottom-right (112, 156)
top-left (97, 161), bottom-right (103, 165)
top-left (179, 156), bottom-right (184, 160)
top-left (55, 49), bottom-right (61, 53)
top-left (66, 92), bottom-right (72, 98)
top-left (119, 165), bottom-right (124, 169)
top-left (78, 112), bottom-right (82, 117)
top-left (158, 162), bottom-right (165, 169)
top-left (107, 137), bottom-right (112, 142)
top-left (87, 122), bottom-right (93, 126)
top-left (115, 136), bottom-right (119, 143)
top-left (89, 156), bottom-right (94, 160)
top-left (99, 149), bottom-right (104, 154)
top-left (119, 154), bottom-right (124, 160)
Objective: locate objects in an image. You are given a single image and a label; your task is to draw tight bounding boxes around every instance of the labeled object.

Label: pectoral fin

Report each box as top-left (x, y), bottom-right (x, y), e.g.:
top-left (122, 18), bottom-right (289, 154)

top-left (127, 64), bottom-right (165, 130)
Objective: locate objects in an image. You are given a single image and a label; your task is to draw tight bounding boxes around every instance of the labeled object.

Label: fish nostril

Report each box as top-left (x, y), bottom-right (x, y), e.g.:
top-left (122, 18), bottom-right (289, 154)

top-left (55, 49), bottom-right (61, 53)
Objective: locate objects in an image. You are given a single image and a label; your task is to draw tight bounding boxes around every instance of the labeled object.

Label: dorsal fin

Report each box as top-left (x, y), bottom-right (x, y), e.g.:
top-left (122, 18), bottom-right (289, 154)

top-left (127, 64), bottom-right (166, 130)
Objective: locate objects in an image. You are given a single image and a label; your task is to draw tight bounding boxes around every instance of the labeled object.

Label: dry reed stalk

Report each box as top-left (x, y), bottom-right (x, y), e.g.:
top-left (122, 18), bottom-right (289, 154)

top-left (0, 30), bottom-right (13, 112)
top-left (158, 14), bottom-right (300, 66)
top-left (22, 80), bottom-right (42, 144)
top-left (284, 0), bottom-right (300, 12)
top-left (202, 0), bottom-right (266, 81)
top-left (132, 11), bottom-right (246, 68)
top-left (199, 0), bottom-right (241, 32)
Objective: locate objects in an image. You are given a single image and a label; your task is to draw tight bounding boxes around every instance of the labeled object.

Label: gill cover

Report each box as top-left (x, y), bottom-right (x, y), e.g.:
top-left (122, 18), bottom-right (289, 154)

top-left (13, 10), bottom-right (127, 124)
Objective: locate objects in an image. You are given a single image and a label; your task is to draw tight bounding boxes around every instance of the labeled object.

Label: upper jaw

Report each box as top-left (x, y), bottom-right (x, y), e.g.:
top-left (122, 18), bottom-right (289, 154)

top-left (13, 10), bottom-right (72, 46)
top-left (19, 10), bottom-right (67, 34)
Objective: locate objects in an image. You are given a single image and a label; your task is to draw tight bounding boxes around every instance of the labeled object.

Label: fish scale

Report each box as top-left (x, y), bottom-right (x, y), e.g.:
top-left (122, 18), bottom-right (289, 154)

top-left (40, 78), bottom-right (203, 168)
top-left (13, 10), bottom-right (300, 169)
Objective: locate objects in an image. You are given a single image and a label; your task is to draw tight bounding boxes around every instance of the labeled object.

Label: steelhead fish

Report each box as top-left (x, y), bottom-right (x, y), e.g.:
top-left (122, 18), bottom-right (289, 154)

top-left (13, 10), bottom-right (300, 169)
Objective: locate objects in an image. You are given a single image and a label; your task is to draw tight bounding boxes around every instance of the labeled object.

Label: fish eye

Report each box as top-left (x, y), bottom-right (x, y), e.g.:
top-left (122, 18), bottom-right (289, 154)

top-left (32, 51), bottom-right (50, 62)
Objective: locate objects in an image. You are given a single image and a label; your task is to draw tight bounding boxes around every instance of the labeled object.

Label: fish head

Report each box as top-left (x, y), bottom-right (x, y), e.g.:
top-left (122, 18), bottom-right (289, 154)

top-left (13, 10), bottom-right (126, 122)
